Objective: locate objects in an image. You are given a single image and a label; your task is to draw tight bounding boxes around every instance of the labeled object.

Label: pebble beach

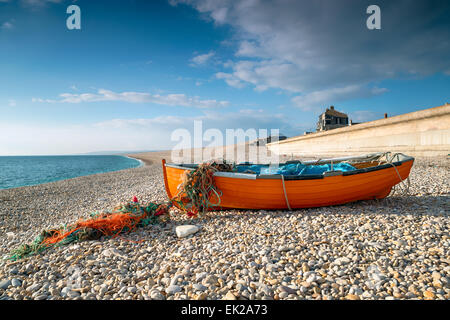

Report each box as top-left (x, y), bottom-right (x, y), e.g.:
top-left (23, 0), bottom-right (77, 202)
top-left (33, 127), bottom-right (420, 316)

top-left (0, 151), bottom-right (448, 300)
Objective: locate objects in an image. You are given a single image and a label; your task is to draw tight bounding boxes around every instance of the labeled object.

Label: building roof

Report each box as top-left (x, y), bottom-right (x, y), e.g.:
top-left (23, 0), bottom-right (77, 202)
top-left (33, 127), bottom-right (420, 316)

top-left (323, 107), bottom-right (348, 118)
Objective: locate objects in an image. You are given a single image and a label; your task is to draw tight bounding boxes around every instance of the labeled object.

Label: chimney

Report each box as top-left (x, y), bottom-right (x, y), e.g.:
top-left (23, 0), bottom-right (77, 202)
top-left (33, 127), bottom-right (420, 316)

top-left (330, 106), bottom-right (334, 110)
top-left (384, 113), bottom-right (388, 119)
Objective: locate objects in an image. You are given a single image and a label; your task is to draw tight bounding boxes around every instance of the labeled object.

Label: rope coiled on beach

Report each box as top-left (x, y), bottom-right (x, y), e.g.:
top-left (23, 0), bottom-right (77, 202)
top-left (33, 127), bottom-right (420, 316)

top-left (171, 161), bottom-right (234, 217)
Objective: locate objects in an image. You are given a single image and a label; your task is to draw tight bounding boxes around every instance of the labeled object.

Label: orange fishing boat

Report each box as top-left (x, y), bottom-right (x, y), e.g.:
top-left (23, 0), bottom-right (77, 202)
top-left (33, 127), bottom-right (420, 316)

top-left (162, 152), bottom-right (414, 210)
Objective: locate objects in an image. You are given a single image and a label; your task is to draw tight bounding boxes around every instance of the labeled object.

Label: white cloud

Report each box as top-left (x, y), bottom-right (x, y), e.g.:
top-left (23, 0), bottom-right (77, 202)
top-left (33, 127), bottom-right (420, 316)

top-left (1, 21), bottom-right (13, 29)
top-left (172, 0), bottom-right (450, 97)
top-left (291, 85), bottom-right (388, 111)
top-left (95, 110), bottom-right (292, 134)
top-left (220, 60), bottom-right (307, 92)
top-left (190, 51), bottom-right (215, 66)
top-left (8, 99), bottom-right (16, 107)
top-left (33, 89), bottom-right (230, 109)
top-left (236, 41), bottom-right (266, 58)
top-left (215, 72), bottom-right (245, 88)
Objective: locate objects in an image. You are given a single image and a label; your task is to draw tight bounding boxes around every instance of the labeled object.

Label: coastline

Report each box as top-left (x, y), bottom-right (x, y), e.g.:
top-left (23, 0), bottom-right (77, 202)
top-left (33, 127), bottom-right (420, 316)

top-left (123, 155), bottom-right (145, 168)
top-left (0, 154), bottom-right (144, 191)
top-left (0, 153), bottom-right (448, 300)
top-left (125, 150), bottom-right (172, 166)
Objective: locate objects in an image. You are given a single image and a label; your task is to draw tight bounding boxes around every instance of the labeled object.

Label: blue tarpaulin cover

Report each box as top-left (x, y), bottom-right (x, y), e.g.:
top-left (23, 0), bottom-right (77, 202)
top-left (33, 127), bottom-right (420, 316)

top-left (236, 162), bottom-right (356, 176)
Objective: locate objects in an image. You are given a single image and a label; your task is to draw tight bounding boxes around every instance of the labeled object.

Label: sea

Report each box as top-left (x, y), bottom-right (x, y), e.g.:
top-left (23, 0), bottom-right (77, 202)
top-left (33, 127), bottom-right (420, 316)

top-left (0, 155), bottom-right (142, 190)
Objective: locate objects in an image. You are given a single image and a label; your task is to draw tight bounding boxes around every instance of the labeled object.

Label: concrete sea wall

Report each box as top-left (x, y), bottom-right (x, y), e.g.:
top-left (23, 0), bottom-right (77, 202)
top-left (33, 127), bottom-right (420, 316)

top-left (267, 104), bottom-right (450, 157)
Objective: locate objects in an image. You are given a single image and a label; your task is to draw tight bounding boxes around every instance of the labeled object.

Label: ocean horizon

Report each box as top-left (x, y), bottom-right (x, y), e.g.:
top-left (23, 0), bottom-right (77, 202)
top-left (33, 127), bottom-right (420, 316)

top-left (0, 155), bottom-right (142, 190)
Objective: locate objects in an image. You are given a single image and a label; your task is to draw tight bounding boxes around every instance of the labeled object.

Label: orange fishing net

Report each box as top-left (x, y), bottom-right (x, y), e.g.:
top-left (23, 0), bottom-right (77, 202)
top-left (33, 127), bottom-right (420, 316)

top-left (8, 199), bottom-right (171, 261)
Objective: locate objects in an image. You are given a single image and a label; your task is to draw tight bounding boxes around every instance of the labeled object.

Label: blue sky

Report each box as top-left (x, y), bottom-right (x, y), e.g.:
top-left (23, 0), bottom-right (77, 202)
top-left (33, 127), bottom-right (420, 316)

top-left (0, 0), bottom-right (449, 155)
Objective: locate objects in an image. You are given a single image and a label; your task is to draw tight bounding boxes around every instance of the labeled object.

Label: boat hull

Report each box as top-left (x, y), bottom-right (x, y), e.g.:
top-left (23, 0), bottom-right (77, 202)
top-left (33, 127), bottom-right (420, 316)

top-left (162, 157), bottom-right (414, 210)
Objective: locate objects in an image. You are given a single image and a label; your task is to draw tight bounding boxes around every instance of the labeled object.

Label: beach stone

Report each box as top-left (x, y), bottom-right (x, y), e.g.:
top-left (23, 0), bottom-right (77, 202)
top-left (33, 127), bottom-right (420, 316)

top-left (266, 264), bottom-right (278, 272)
top-left (166, 285), bottom-right (182, 295)
top-left (334, 257), bottom-right (351, 266)
top-left (0, 279), bottom-right (11, 290)
top-left (127, 286), bottom-right (137, 294)
top-left (279, 285), bottom-right (297, 295)
top-left (405, 292), bottom-right (417, 299)
top-left (259, 284), bottom-right (272, 296)
top-left (306, 273), bottom-right (317, 284)
top-left (431, 271), bottom-right (441, 280)
top-left (67, 290), bottom-right (81, 298)
top-left (26, 283), bottom-right (41, 293)
top-left (225, 280), bottom-right (234, 289)
top-left (196, 292), bottom-right (208, 300)
top-left (223, 291), bottom-right (237, 300)
top-left (336, 278), bottom-right (348, 286)
top-left (160, 277), bottom-right (170, 286)
top-left (262, 256), bottom-right (270, 264)
top-left (408, 284), bottom-right (418, 294)
top-left (118, 286), bottom-right (127, 295)
top-left (60, 287), bottom-right (70, 297)
top-left (236, 283), bottom-right (246, 292)
top-left (11, 279), bottom-right (22, 287)
top-left (203, 275), bottom-right (219, 286)
top-left (351, 287), bottom-right (363, 296)
top-left (175, 225), bottom-right (200, 238)
top-left (193, 283), bottom-right (207, 292)
top-left (49, 288), bottom-right (60, 297)
top-left (102, 248), bottom-right (127, 259)
top-left (99, 286), bottom-right (108, 296)
top-left (149, 289), bottom-right (165, 300)
top-left (371, 273), bottom-right (386, 282)
top-left (195, 272), bottom-right (208, 282)
top-left (9, 267), bottom-right (18, 275)
top-left (241, 290), bottom-right (250, 299)
top-left (170, 274), bottom-right (183, 286)
top-left (6, 232), bottom-right (15, 240)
